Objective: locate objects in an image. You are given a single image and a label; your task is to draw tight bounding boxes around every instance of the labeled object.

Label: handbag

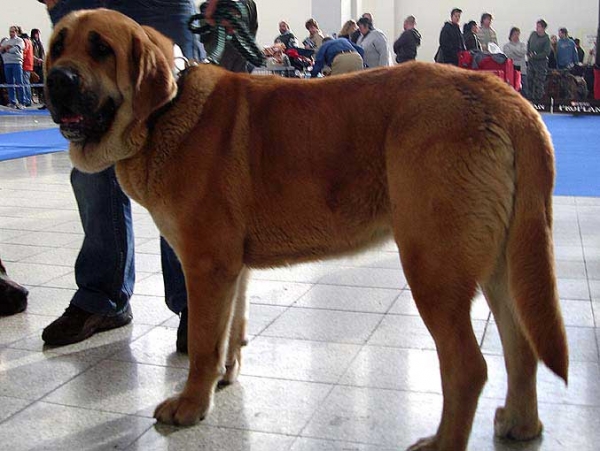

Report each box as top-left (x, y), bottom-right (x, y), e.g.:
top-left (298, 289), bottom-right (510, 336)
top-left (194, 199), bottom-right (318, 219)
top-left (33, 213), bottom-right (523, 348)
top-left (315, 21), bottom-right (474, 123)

top-left (434, 46), bottom-right (445, 63)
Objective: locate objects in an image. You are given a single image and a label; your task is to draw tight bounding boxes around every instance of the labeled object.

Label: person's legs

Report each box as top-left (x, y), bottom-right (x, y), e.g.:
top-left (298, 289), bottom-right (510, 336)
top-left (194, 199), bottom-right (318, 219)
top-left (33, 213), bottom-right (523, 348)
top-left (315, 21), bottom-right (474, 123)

top-left (34, 66), bottom-right (45, 104)
top-left (22, 71), bottom-right (32, 106)
top-left (13, 65), bottom-right (25, 106)
top-left (42, 167), bottom-right (135, 345)
top-left (529, 61), bottom-right (548, 102)
top-left (521, 74), bottom-right (528, 98)
top-left (161, 237), bottom-right (187, 314)
top-left (108, 0), bottom-right (203, 347)
top-left (161, 237), bottom-right (189, 352)
top-left (70, 167), bottom-right (135, 314)
top-left (4, 64), bottom-right (17, 105)
top-left (528, 63), bottom-right (539, 101)
top-left (538, 65), bottom-right (548, 101)
top-left (42, 0), bottom-right (137, 347)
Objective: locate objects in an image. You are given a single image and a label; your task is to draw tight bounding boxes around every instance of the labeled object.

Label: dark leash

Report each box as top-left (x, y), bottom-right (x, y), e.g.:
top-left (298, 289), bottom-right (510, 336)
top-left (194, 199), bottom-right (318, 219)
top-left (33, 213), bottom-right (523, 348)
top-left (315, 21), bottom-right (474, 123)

top-left (188, 1), bottom-right (265, 68)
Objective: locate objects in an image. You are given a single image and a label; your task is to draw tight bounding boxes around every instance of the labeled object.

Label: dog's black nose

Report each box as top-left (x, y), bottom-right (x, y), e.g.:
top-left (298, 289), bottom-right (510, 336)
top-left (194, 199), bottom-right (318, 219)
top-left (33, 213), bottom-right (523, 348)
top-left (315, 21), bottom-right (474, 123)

top-left (46, 67), bottom-right (80, 103)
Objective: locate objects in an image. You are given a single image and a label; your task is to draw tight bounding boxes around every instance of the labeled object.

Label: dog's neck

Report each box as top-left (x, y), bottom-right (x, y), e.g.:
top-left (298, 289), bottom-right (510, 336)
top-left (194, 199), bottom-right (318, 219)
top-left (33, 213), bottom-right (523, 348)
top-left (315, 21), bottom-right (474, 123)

top-left (115, 64), bottom-right (226, 207)
top-left (146, 65), bottom-right (193, 130)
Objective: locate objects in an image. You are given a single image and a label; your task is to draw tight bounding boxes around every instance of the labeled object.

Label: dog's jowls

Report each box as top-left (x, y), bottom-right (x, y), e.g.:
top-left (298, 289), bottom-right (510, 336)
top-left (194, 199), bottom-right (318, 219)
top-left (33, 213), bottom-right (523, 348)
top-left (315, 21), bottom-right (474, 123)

top-left (45, 9), bottom-right (568, 451)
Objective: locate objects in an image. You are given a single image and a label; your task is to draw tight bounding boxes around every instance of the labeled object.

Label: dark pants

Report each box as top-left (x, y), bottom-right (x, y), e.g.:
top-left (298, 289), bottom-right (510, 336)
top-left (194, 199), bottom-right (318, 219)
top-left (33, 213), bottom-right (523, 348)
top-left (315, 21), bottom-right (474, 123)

top-left (49, 0), bottom-right (203, 315)
top-left (528, 60), bottom-right (548, 102)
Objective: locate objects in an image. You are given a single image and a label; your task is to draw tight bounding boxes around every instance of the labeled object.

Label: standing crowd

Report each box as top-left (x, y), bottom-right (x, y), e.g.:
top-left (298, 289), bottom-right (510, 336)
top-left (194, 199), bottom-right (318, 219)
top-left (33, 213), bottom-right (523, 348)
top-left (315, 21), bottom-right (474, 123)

top-left (435, 8), bottom-right (585, 102)
top-left (0, 25), bottom-right (46, 109)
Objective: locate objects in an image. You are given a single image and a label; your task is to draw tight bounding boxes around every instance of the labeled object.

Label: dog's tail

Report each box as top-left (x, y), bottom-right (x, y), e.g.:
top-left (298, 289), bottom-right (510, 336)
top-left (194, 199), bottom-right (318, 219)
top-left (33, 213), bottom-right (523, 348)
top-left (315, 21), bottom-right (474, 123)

top-left (506, 112), bottom-right (568, 383)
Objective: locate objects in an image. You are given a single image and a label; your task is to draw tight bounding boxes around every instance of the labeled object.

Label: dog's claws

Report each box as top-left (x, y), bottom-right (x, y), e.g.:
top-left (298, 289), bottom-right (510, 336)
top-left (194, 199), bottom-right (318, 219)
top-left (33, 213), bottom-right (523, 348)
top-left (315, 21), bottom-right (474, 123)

top-left (154, 395), bottom-right (209, 426)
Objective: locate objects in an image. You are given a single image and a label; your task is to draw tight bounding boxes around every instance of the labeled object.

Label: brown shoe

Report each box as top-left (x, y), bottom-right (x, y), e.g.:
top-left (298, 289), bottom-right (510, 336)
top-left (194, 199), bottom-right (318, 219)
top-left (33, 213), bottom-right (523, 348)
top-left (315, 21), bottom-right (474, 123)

top-left (0, 259), bottom-right (28, 316)
top-left (42, 304), bottom-right (133, 346)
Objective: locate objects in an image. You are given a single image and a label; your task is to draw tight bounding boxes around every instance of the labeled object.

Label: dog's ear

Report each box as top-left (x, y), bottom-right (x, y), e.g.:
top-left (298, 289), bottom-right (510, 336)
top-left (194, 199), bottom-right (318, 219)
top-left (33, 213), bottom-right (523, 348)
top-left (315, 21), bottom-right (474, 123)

top-left (130, 26), bottom-right (177, 121)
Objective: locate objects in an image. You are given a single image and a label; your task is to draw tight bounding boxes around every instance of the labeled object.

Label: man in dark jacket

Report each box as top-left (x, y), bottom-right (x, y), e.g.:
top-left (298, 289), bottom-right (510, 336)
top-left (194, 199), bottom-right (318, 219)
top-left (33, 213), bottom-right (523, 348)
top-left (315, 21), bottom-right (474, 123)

top-left (393, 15), bottom-right (421, 63)
top-left (439, 8), bottom-right (465, 65)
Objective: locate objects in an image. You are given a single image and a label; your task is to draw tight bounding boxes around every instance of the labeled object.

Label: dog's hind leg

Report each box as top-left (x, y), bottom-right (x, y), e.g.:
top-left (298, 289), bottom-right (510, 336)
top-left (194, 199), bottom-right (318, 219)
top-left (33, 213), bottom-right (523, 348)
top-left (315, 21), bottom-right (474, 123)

top-left (400, 250), bottom-right (487, 451)
top-left (220, 267), bottom-right (250, 386)
top-left (154, 252), bottom-right (243, 426)
top-left (481, 255), bottom-right (542, 440)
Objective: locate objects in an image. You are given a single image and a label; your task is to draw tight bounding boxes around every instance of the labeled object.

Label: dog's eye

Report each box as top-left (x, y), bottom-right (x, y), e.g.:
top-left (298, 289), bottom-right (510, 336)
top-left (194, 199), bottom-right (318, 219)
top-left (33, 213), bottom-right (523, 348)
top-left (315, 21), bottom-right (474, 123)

top-left (95, 42), bottom-right (113, 57)
top-left (50, 29), bottom-right (67, 59)
top-left (89, 31), bottom-right (113, 59)
top-left (51, 41), bottom-right (64, 59)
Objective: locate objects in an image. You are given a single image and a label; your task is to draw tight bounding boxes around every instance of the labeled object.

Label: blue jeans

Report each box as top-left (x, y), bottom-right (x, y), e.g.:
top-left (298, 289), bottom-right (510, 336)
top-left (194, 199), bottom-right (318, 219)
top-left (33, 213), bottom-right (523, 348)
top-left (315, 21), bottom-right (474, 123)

top-left (22, 71), bottom-right (32, 106)
top-left (49, 0), bottom-right (205, 61)
top-left (4, 63), bottom-right (25, 105)
top-left (49, 0), bottom-right (202, 315)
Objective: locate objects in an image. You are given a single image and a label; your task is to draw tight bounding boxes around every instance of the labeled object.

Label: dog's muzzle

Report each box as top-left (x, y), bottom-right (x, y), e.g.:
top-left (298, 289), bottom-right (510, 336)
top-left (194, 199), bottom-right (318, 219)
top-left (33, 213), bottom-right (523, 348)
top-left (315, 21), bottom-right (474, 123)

top-left (46, 66), bottom-right (116, 144)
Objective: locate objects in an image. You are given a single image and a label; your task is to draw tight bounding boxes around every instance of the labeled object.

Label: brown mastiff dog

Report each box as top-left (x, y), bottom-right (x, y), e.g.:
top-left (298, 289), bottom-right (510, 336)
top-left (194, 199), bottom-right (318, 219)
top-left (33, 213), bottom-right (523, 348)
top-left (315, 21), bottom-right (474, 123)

top-left (45, 9), bottom-right (568, 451)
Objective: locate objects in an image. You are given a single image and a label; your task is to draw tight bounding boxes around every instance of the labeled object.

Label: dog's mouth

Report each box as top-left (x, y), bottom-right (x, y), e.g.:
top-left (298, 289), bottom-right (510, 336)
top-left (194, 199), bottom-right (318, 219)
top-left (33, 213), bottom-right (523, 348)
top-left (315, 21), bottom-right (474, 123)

top-left (51, 98), bottom-right (117, 144)
top-left (46, 67), bottom-right (118, 144)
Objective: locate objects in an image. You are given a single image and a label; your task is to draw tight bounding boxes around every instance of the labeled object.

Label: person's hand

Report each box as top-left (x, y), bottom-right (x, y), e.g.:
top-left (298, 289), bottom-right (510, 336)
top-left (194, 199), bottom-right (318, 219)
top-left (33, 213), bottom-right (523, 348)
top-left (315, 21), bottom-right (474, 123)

top-left (41, 0), bottom-right (60, 10)
top-left (204, 0), bottom-right (218, 26)
top-left (204, 0), bottom-right (236, 34)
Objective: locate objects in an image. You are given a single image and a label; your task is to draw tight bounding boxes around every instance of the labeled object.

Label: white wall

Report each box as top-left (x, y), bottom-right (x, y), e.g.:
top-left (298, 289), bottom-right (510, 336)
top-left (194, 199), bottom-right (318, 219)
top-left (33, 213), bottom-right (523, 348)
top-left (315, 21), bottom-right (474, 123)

top-left (255, 0), bottom-right (312, 47)
top-left (1, 2), bottom-right (52, 44)
top-left (5, 0), bottom-right (598, 63)
top-left (311, 0), bottom-right (342, 38)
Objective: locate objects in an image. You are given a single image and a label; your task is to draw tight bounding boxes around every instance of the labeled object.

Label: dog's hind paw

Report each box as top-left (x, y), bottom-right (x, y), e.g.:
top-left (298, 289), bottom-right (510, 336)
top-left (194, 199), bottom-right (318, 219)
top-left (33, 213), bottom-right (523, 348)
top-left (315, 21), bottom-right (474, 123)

top-left (154, 395), bottom-right (211, 426)
top-left (494, 407), bottom-right (543, 441)
top-left (218, 358), bottom-right (241, 388)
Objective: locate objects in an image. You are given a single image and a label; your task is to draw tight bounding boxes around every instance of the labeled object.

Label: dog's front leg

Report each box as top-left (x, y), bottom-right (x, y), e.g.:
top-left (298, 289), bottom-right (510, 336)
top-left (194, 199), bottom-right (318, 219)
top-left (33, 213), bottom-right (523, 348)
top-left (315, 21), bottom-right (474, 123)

top-left (154, 257), bottom-right (241, 426)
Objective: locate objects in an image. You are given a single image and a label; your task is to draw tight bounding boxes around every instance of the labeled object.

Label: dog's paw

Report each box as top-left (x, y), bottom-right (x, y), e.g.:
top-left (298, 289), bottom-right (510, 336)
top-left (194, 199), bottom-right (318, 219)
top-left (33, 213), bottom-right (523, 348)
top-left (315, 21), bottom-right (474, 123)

top-left (494, 407), bottom-right (543, 441)
top-left (153, 395), bottom-right (212, 426)
top-left (406, 435), bottom-right (439, 450)
top-left (218, 358), bottom-right (241, 388)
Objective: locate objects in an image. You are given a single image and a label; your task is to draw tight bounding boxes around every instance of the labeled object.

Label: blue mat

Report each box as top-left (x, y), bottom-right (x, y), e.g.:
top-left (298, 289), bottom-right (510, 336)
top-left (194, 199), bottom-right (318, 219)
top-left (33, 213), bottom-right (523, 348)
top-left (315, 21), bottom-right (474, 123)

top-left (0, 108), bottom-right (50, 116)
top-left (544, 115), bottom-right (600, 197)
top-left (0, 128), bottom-right (68, 161)
top-left (0, 115), bottom-right (598, 197)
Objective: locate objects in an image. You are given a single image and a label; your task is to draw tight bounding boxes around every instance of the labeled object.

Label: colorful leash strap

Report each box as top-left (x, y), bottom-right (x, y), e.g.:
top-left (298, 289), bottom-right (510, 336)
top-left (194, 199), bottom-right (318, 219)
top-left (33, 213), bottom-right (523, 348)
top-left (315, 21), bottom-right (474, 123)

top-left (188, 1), bottom-right (265, 67)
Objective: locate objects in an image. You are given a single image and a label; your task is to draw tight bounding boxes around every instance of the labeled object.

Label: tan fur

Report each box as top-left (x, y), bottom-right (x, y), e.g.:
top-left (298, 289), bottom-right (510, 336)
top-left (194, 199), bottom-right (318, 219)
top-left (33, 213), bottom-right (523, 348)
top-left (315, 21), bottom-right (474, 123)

top-left (46, 10), bottom-right (568, 451)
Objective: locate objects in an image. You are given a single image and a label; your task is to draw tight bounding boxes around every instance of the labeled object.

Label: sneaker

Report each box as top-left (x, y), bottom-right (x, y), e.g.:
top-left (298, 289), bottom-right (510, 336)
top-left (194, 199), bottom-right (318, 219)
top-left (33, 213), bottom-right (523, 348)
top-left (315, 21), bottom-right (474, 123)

top-left (0, 260), bottom-right (28, 316)
top-left (42, 304), bottom-right (133, 346)
top-left (7, 103), bottom-right (17, 109)
top-left (176, 308), bottom-right (188, 353)
top-left (15, 104), bottom-right (25, 110)
top-left (38, 105), bottom-right (47, 110)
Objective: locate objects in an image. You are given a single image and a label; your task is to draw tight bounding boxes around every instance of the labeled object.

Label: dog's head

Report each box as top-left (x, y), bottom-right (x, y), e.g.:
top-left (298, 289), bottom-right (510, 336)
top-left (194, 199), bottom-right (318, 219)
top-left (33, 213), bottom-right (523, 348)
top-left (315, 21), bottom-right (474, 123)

top-left (45, 9), bottom-right (178, 172)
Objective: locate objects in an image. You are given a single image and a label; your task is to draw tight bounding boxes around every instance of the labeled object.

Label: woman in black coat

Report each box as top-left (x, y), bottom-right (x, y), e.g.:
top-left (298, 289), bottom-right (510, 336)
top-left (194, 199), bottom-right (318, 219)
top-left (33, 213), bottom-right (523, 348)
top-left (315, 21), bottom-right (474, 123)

top-left (463, 21), bottom-right (482, 51)
top-left (438, 8), bottom-right (466, 65)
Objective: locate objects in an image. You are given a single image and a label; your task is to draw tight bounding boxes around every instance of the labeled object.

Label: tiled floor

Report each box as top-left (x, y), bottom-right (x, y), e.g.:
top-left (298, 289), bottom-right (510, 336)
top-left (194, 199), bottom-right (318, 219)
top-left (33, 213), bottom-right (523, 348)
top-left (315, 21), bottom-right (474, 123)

top-left (1, 115), bottom-right (599, 450)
